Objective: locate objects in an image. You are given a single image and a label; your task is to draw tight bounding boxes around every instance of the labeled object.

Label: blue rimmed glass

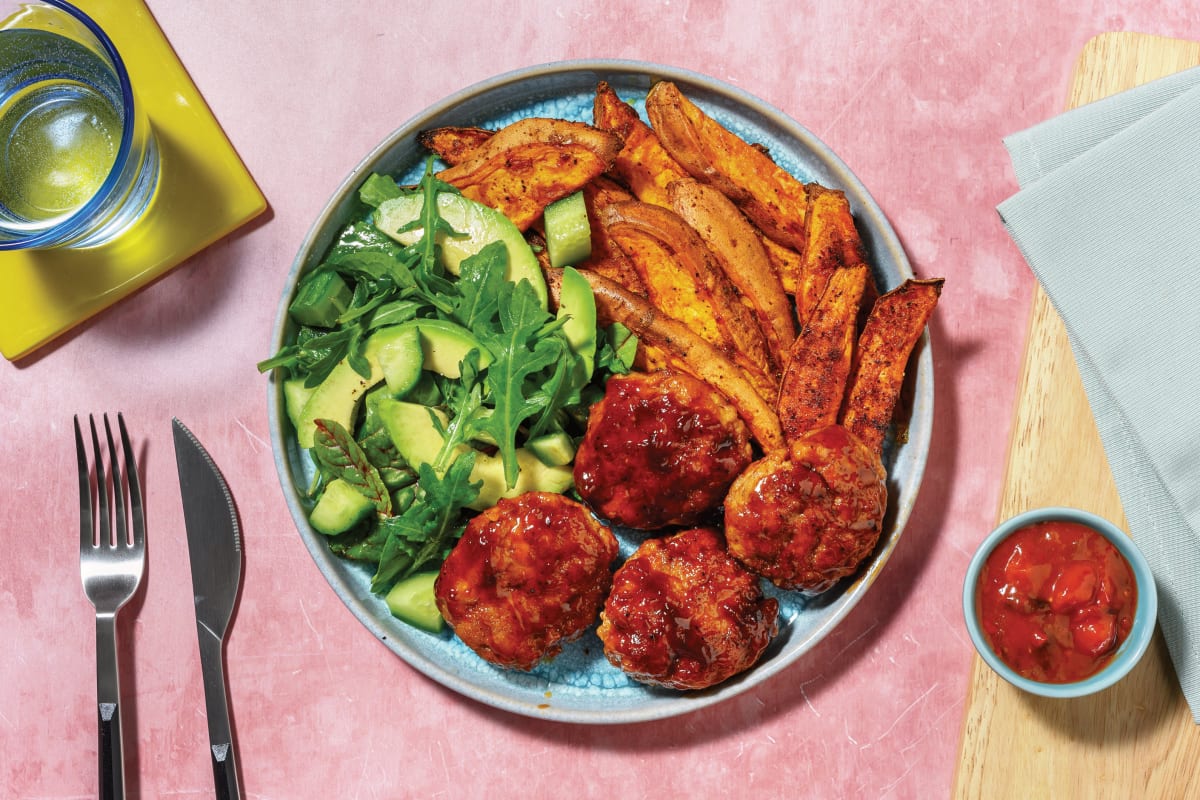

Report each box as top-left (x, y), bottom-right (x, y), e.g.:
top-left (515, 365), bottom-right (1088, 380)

top-left (0, 0), bottom-right (158, 249)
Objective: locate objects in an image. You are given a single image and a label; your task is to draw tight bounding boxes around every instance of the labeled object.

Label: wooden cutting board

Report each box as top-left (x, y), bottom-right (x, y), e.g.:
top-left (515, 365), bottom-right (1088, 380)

top-left (952, 32), bottom-right (1200, 799)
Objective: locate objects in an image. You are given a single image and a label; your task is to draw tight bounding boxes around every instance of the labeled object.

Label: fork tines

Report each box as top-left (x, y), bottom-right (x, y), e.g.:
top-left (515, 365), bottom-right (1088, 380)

top-left (76, 413), bottom-right (144, 553)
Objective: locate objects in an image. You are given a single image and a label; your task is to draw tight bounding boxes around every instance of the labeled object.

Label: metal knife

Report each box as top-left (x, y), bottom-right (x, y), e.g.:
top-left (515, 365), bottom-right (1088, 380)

top-left (172, 418), bottom-right (244, 800)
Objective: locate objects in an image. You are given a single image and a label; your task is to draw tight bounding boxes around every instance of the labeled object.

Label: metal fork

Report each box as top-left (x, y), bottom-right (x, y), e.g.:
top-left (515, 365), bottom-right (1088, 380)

top-left (76, 413), bottom-right (145, 800)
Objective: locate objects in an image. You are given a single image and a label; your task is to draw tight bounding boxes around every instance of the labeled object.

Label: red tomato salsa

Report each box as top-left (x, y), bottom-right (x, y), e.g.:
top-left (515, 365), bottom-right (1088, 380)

top-left (976, 519), bottom-right (1137, 683)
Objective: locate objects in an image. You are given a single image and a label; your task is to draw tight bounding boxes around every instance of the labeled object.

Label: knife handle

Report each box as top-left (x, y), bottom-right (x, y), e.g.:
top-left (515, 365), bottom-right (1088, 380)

top-left (95, 615), bottom-right (125, 800)
top-left (197, 630), bottom-right (241, 799)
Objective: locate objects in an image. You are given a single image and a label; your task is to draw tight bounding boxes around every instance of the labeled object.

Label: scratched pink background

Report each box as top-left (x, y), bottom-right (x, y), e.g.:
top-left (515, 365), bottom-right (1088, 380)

top-left (4, 1), bottom-right (1199, 798)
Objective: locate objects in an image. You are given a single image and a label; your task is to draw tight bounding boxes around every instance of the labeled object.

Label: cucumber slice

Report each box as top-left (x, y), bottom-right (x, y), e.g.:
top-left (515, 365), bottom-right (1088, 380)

top-left (309, 478), bottom-right (375, 536)
top-left (376, 325), bottom-right (423, 397)
top-left (385, 571), bottom-right (445, 632)
top-left (289, 270), bottom-right (352, 327)
top-left (543, 190), bottom-right (591, 267)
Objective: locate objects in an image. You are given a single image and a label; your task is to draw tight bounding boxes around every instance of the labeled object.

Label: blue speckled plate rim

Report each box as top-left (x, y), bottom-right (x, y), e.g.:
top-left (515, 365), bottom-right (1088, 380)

top-left (266, 58), bottom-right (934, 724)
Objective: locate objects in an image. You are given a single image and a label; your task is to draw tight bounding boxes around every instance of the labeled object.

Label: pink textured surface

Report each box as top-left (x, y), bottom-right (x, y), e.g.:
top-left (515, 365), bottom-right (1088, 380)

top-left (4, 2), bottom-right (1198, 798)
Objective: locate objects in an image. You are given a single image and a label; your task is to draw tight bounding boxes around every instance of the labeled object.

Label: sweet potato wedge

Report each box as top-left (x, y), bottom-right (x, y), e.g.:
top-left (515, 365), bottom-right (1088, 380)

top-left (544, 267), bottom-right (785, 453)
top-left (796, 185), bottom-right (873, 324)
top-left (667, 177), bottom-right (796, 376)
top-left (436, 118), bottom-right (623, 231)
top-left (599, 199), bottom-right (775, 395)
top-left (840, 278), bottom-right (943, 455)
top-left (593, 80), bottom-right (689, 209)
top-left (645, 80), bottom-right (810, 252)
top-left (418, 125), bottom-right (495, 166)
top-left (777, 262), bottom-right (870, 441)
top-left (759, 233), bottom-right (804, 296)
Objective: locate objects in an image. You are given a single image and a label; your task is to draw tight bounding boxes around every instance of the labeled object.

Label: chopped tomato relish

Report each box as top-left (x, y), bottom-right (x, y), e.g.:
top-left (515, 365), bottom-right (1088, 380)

top-left (976, 520), bottom-right (1137, 683)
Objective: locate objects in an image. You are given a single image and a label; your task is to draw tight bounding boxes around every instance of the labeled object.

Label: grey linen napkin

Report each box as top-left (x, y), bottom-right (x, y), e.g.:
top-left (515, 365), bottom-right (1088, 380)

top-left (998, 65), bottom-right (1200, 721)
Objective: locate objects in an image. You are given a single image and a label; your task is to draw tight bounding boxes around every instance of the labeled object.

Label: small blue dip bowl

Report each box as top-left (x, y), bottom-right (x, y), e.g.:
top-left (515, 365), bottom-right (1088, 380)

top-left (962, 506), bottom-right (1158, 699)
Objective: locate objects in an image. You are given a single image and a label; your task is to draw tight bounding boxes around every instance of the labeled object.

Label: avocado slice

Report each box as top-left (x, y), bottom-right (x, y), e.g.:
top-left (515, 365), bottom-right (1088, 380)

top-left (556, 266), bottom-right (597, 380)
top-left (282, 377), bottom-right (316, 434)
top-left (526, 431), bottom-right (576, 467)
top-left (374, 397), bottom-right (573, 510)
top-left (294, 357), bottom-right (384, 450)
top-left (309, 478), bottom-right (376, 535)
top-left (293, 319), bottom-right (491, 449)
top-left (467, 447), bottom-right (574, 510)
top-left (411, 318), bottom-right (492, 379)
top-left (293, 324), bottom-right (413, 448)
top-left (373, 191), bottom-right (548, 309)
top-left (375, 399), bottom-right (454, 469)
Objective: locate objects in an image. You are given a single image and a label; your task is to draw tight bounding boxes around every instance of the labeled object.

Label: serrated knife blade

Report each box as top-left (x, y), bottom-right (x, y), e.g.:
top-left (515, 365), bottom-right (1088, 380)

top-left (172, 418), bottom-right (243, 800)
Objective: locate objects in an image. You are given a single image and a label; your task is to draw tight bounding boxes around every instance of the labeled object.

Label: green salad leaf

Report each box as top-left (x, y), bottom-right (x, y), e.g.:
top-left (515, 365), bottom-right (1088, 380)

top-left (370, 454), bottom-right (479, 591)
top-left (311, 418), bottom-right (392, 515)
top-left (357, 405), bottom-right (415, 489)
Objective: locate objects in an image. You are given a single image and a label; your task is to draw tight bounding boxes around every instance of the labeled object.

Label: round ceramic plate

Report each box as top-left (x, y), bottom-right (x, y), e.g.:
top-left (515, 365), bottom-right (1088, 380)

top-left (266, 60), bottom-right (933, 724)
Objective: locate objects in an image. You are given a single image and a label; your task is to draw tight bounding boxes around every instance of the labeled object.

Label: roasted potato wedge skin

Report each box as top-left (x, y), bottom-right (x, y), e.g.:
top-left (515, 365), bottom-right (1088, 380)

top-left (646, 80), bottom-right (810, 253)
top-left (778, 262), bottom-right (869, 440)
top-left (578, 177), bottom-right (648, 295)
top-left (437, 118), bottom-right (623, 231)
top-left (418, 125), bottom-right (495, 166)
top-left (577, 179), bottom-right (667, 371)
top-left (667, 177), bottom-right (796, 375)
top-left (593, 80), bottom-right (690, 209)
top-left (600, 199), bottom-right (776, 395)
top-left (840, 278), bottom-right (943, 455)
top-left (545, 267), bottom-right (785, 453)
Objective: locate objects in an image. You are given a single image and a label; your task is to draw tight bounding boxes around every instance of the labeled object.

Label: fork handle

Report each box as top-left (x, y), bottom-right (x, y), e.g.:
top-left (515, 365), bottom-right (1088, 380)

top-left (95, 614), bottom-right (125, 800)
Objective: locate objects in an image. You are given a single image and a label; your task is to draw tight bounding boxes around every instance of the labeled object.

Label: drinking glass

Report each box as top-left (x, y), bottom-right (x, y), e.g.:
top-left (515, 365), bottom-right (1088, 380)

top-left (0, 0), bottom-right (159, 249)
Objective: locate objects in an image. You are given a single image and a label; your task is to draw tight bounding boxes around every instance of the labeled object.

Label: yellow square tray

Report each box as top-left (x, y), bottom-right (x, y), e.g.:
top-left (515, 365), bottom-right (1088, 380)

top-left (0, 0), bottom-right (267, 360)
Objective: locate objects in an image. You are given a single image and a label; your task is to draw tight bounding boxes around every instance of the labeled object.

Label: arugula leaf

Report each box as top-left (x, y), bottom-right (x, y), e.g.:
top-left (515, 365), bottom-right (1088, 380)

top-left (409, 454), bottom-right (479, 566)
top-left (599, 322), bottom-right (638, 373)
top-left (432, 355), bottom-right (487, 474)
top-left (370, 452), bottom-right (479, 591)
top-left (327, 522), bottom-right (389, 563)
top-left (312, 418), bottom-right (392, 515)
top-left (255, 325), bottom-right (358, 387)
top-left (450, 241), bottom-right (507, 333)
top-left (476, 278), bottom-right (561, 487)
top-left (370, 516), bottom-right (421, 590)
top-left (524, 341), bottom-right (580, 439)
top-left (302, 329), bottom-right (357, 386)
top-left (368, 299), bottom-right (423, 330)
top-left (407, 160), bottom-right (463, 310)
